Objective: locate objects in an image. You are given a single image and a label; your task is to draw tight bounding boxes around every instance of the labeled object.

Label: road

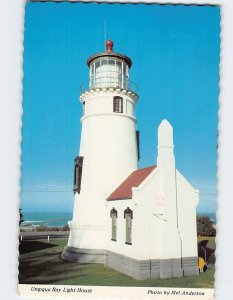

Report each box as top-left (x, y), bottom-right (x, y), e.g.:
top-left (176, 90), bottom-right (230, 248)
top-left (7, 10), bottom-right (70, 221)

top-left (19, 231), bottom-right (69, 240)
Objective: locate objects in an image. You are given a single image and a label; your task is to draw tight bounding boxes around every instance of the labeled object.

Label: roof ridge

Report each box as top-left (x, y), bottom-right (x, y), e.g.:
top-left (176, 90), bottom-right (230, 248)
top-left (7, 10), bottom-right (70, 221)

top-left (136, 165), bottom-right (156, 171)
top-left (107, 165), bottom-right (157, 201)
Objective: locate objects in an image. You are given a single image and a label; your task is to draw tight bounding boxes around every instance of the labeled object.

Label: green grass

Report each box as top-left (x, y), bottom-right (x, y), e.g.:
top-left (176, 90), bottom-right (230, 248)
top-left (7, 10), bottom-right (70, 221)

top-left (197, 236), bottom-right (216, 249)
top-left (18, 238), bottom-right (215, 288)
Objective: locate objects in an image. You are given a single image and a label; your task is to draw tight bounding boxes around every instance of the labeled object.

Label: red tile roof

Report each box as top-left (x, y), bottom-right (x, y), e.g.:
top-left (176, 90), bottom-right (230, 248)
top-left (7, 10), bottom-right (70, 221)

top-left (107, 165), bottom-right (156, 201)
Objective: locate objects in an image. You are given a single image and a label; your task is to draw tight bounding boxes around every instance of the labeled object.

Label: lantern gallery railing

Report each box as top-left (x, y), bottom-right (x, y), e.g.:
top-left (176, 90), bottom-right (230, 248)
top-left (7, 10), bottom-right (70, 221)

top-left (80, 71), bottom-right (138, 94)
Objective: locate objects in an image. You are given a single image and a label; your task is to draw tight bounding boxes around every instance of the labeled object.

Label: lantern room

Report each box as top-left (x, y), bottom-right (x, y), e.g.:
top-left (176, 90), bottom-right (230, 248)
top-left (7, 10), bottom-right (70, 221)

top-left (86, 40), bottom-right (133, 91)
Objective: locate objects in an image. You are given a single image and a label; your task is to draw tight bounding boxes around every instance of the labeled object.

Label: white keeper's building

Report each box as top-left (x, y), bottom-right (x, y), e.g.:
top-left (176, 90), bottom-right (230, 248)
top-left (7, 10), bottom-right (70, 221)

top-left (62, 41), bottom-right (200, 279)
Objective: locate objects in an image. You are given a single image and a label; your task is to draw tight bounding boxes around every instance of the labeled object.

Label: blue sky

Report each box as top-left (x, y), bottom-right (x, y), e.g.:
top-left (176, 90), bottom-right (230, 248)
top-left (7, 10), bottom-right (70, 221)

top-left (21, 2), bottom-right (220, 213)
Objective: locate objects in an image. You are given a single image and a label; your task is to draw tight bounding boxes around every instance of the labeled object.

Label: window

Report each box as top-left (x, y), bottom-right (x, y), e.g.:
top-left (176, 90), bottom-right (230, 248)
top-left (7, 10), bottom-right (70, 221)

top-left (110, 208), bottom-right (117, 241)
top-left (73, 156), bottom-right (84, 194)
top-left (95, 61), bottom-right (100, 69)
top-left (101, 59), bottom-right (108, 66)
top-left (124, 207), bottom-right (133, 245)
top-left (136, 130), bottom-right (140, 161)
top-left (116, 61), bottom-right (122, 72)
top-left (91, 64), bottom-right (94, 74)
top-left (113, 96), bottom-right (123, 113)
top-left (82, 101), bottom-right (85, 115)
top-left (109, 59), bottom-right (115, 65)
top-left (123, 63), bottom-right (127, 75)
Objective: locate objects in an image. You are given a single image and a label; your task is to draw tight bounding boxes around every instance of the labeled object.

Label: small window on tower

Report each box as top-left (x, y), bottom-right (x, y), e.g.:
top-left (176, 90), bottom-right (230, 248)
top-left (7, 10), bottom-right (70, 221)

top-left (82, 101), bottom-right (85, 115)
top-left (110, 208), bottom-right (117, 241)
top-left (113, 96), bottom-right (123, 113)
top-left (73, 156), bottom-right (84, 194)
top-left (124, 207), bottom-right (133, 245)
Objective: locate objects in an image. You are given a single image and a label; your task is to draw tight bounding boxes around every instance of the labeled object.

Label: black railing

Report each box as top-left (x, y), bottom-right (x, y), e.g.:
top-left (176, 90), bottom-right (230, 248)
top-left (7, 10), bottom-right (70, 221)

top-left (80, 71), bottom-right (138, 94)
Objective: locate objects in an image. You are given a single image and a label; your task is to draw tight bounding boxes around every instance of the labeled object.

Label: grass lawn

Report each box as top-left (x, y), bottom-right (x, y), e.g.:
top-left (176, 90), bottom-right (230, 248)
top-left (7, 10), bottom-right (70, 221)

top-left (18, 237), bottom-right (215, 288)
top-left (197, 236), bottom-right (215, 249)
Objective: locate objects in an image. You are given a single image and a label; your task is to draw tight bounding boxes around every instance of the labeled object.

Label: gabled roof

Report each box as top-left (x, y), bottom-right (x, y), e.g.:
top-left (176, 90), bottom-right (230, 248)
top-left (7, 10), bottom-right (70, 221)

top-left (107, 165), bottom-right (156, 201)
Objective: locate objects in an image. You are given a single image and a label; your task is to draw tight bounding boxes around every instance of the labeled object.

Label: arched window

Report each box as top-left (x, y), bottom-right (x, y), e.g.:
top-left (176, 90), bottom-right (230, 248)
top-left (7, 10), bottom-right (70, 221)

top-left (110, 208), bottom-right (118, 241)
top-left (73, 156), bottom-right (84, 194)
top-left (113, 96), bottom-right (123, 113)
top-left (124, 207), bottom-right (133, 245)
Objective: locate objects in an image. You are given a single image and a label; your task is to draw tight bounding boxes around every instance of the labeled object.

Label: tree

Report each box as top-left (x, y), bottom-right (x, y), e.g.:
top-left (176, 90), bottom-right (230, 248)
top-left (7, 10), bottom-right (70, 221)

top-left (197, 216), bottom-right (216, 237)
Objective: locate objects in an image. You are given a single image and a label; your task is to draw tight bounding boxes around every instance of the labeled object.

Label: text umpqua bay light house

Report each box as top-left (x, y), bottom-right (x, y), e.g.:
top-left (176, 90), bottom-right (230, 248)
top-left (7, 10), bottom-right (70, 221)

top-left (62, 41), bottom-right (199, 280)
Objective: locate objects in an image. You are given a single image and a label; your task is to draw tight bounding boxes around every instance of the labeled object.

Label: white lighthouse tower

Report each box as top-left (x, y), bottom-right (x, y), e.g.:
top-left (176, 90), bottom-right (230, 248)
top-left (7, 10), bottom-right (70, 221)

top-left (62, 41), bottom-right (139, 262)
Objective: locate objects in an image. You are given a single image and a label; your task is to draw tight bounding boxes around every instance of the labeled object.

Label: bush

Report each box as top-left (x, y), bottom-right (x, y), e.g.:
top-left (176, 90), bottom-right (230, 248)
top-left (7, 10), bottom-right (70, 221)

top-left (34, 225), bottom-right (70, 232)
top-left (197, 216), bottom-right (216, 237)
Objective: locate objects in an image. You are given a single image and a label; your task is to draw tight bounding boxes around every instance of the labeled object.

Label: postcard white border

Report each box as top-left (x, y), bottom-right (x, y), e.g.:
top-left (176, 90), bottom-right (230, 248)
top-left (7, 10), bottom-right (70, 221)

top-left (18, 284), bottom-right (214, 299)
top-left (1, 0), bottom-right (233, 300)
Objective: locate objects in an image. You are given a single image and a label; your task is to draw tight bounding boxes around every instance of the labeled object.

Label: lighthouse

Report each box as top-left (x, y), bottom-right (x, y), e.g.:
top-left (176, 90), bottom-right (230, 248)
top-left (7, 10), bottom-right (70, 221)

top-left (62, 41), bottom-right (139, 262)
top-left (62, 41), bottom-right (199, 280)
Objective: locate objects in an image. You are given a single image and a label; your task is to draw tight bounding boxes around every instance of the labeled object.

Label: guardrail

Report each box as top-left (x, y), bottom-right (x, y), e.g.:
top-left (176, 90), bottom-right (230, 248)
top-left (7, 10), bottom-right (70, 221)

top-left (80, 72), bottom-right (138, 94)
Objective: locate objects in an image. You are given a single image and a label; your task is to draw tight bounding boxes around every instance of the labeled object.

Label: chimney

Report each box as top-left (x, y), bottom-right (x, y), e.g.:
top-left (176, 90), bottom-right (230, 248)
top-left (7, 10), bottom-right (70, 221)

top-left (157, 119), bottom-right (175, 167)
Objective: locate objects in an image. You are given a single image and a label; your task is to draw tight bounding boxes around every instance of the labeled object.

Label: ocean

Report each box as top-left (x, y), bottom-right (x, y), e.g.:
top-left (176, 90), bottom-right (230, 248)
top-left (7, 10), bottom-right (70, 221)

top-left (22, 212), bottom-right (72, 227)
top-left (197, 212), bottom-right (216, 224)
top-left (22, 211), bottom-right (216, 227)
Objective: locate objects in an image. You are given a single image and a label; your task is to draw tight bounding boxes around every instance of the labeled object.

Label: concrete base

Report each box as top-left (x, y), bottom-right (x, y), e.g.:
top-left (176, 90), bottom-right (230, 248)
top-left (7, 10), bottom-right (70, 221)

top-left (106, 250), bottom-right (160, 280)
top-left (106, 251), bottom-right (199, 280)
top-left (159, 258), bottom-right (183, 279)
top-left (62, 246), bottom-right (106, 263)
top-left (62, 247), bottom-right (199, 280)
top-left (182, 257), bottom-right (199, 276)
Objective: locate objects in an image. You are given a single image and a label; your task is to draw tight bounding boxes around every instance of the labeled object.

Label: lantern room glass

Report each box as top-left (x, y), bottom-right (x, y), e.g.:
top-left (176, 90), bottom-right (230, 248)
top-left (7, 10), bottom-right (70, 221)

top-left (89, 58), bottom-right (129, 89)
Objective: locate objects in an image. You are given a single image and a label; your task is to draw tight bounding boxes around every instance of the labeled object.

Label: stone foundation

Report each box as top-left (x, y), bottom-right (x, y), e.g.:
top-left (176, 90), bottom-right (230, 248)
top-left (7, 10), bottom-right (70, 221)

top-left (106, 251), bottom-right (199, 280)
top-left (106, 250), bottom-right (160, 280)
top-left (159, 258), bottom-right (183, 278)
top-left (62, 247), bottom-right (199, 280)
top-left (182, 256), bottom-right (199, 276)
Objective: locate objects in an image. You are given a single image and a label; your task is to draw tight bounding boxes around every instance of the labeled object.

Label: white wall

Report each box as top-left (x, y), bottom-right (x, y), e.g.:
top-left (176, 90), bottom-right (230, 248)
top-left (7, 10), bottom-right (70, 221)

top-left (81, 91), bottom-right (136, 119)
top-left (68, 90), bottom-right (138, 250)
top-left (176, 170), bottom-right (199, 258)
top-left (106, 168), bottom-right (164, 260)
top-left (106, 166), bottom-right (199, 261)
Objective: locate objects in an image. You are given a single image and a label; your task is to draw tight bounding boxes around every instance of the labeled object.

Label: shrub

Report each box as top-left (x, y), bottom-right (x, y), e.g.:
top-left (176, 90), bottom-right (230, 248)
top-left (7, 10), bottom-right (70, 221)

top-left (197, 216), bottom-right (216, 237)
top-left (34, 225), bottom-right (70, 232)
